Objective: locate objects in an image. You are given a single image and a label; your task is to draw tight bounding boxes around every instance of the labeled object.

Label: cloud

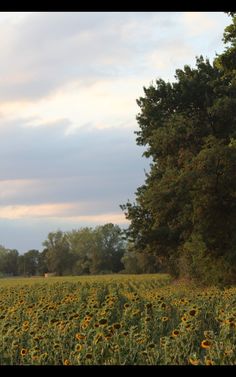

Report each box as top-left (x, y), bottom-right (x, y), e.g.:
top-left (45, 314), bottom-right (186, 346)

top-left (0, 202), bottom-right (129, 224)
top-left (0, 203), bottom-right (71, 219)
top-left (0, 12), bottom-right (228, 104)
top-left (0, 12), bottom-right (230, 252)
top-left (182, 12), bottom-right (219, 37)
top-left (0, 12), bottom-right (142, 102)
top-left (0, 117), bottom-right (148, 180)
top-left (0, 76), bottom-right (146, 134)
top-left (0, 117), bottom-right (148, 225)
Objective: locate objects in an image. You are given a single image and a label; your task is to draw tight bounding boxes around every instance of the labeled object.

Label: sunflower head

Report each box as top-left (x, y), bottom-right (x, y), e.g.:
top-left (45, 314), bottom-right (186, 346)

top-left (189, 309), bottom-right (197, 317)
top-left (20, 348), bottom-right (27, 356)
top-left (172, 329), bottom-right (180, 337)
top-left (99, 318), bottom-right (108, 326)
top-left (113, 322), bottom-right (121, 330)
top-left (189, 357), bottom-right (200, 366)
top-left (75, 333), bottom-right (86, 340)
top-left (201, 340), bottom-right (212, 349)
top-left (75, 344), bottom-right (82, 352)
top-left (161, 316), bottom-right (169, 322)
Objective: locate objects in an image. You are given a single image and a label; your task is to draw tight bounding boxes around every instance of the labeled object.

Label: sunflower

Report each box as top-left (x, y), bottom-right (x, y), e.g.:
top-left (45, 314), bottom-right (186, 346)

top-left (85, 353), bottom-right (93, 359)
top-left (99, 318), bottom-right (108, 326)
top-left (75, 333), bottom-right (86, 340)
top-left (189, 309), bottom-right (197, 317)
top-left (63, 359), bottom-right (70, 365)
top-left (189, 357), bottom-right (200, 366)
top-left (113, 322), bottom-right (121, 330)
top-left (201, 340), bottom-right (212, 349)
top-left (161, 316), bottom-right (169, 322)
top-left (172, 329), bottom-right (180, 337)
top-left (75, 344), bottom-right (82, 352)
top-left (20, 348), bottom-right (28, 356)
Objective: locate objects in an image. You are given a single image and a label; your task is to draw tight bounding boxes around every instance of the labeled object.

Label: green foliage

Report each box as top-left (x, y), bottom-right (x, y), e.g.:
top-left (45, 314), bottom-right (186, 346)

top-left (178, 234), bottom-right (234, 286)
top-left (0, 246), bottom-right (19, 276)
top-left (0, 224), bottom-right (126, 277)
top-left (43, 231), bottom-right (72, 276)
top-left (41, 224), bottom-right (125, 276)
top-left (17, 249), bottom-right (40, 276)
top-left (121, 14), bottom-right (236, 285)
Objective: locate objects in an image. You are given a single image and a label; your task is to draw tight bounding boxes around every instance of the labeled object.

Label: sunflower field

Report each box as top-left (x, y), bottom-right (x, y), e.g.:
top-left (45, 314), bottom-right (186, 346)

top-left (0, 274), bottom-right (235, 365)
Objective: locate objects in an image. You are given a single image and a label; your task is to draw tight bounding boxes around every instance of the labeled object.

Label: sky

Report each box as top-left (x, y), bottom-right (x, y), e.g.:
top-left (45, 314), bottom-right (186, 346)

top-left (0, 12), bottom-right (230, 252)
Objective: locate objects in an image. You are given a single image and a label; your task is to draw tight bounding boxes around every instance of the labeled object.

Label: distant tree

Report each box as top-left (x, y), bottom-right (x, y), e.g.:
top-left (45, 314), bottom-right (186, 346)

top-left (0, 246), bottom-right (8, 276)
top-left (3, 249), bottom-right (19, 276)
top-left (68, 227), bottom-right (95, 275)
top-left (37, 249), bottom-right (48, 275)
top-left (92, 223), bottom-right (125, 273)
top-left (17, 249), bottom-right (39, 276)
top-left (68, 224), bottom-right (125, 275)
top-left (43, 231), bottom-right (72, 276)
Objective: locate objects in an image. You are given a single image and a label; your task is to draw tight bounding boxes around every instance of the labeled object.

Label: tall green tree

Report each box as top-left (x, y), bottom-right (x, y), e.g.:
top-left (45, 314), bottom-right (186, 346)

top-left (1, 246), bottom-right (21, 277)
top-left (43, 231), bottom-right (72, 276)
top-left (68, 224), bottom-right (125, 275)
top-left (68, 227), bottom-right (95, 275)
top-left (17, 249), bottom-right (40, 276)
top-left (121, 13), bottom-right (236, 284)
top-left (93, 223), bottom-right (125, 273)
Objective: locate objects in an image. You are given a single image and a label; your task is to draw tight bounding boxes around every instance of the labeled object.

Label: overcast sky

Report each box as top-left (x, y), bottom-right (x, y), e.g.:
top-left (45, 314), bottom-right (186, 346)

top-left (0, 12), bottom-right (230, 252)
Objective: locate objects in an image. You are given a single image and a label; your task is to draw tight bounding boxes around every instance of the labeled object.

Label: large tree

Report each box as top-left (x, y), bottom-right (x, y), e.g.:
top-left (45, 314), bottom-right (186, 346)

top-left (68, 223), bottom-right (125, 275)
top-left (121, 13), bottom-right (236, 284)
top-left (42, 231), bottom-right (72, 276)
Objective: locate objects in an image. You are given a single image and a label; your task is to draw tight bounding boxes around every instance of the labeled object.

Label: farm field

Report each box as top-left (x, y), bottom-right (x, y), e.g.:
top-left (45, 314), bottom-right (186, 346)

top-left (0, 274), bottom-right (235, 365)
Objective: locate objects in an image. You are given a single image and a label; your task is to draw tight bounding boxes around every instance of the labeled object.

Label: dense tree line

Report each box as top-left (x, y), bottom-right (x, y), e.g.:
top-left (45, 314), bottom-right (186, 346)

top-left (0, 224), bottom-right (127, 277)
top-left (0, 221), bottom-right (165, 277)
top-left (121, 13), bottom-right (236, 285)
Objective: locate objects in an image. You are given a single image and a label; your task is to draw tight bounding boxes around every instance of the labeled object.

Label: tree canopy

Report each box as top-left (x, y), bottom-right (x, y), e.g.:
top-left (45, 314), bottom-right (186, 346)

top-left (121, 13), bottom-right (236, 285)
